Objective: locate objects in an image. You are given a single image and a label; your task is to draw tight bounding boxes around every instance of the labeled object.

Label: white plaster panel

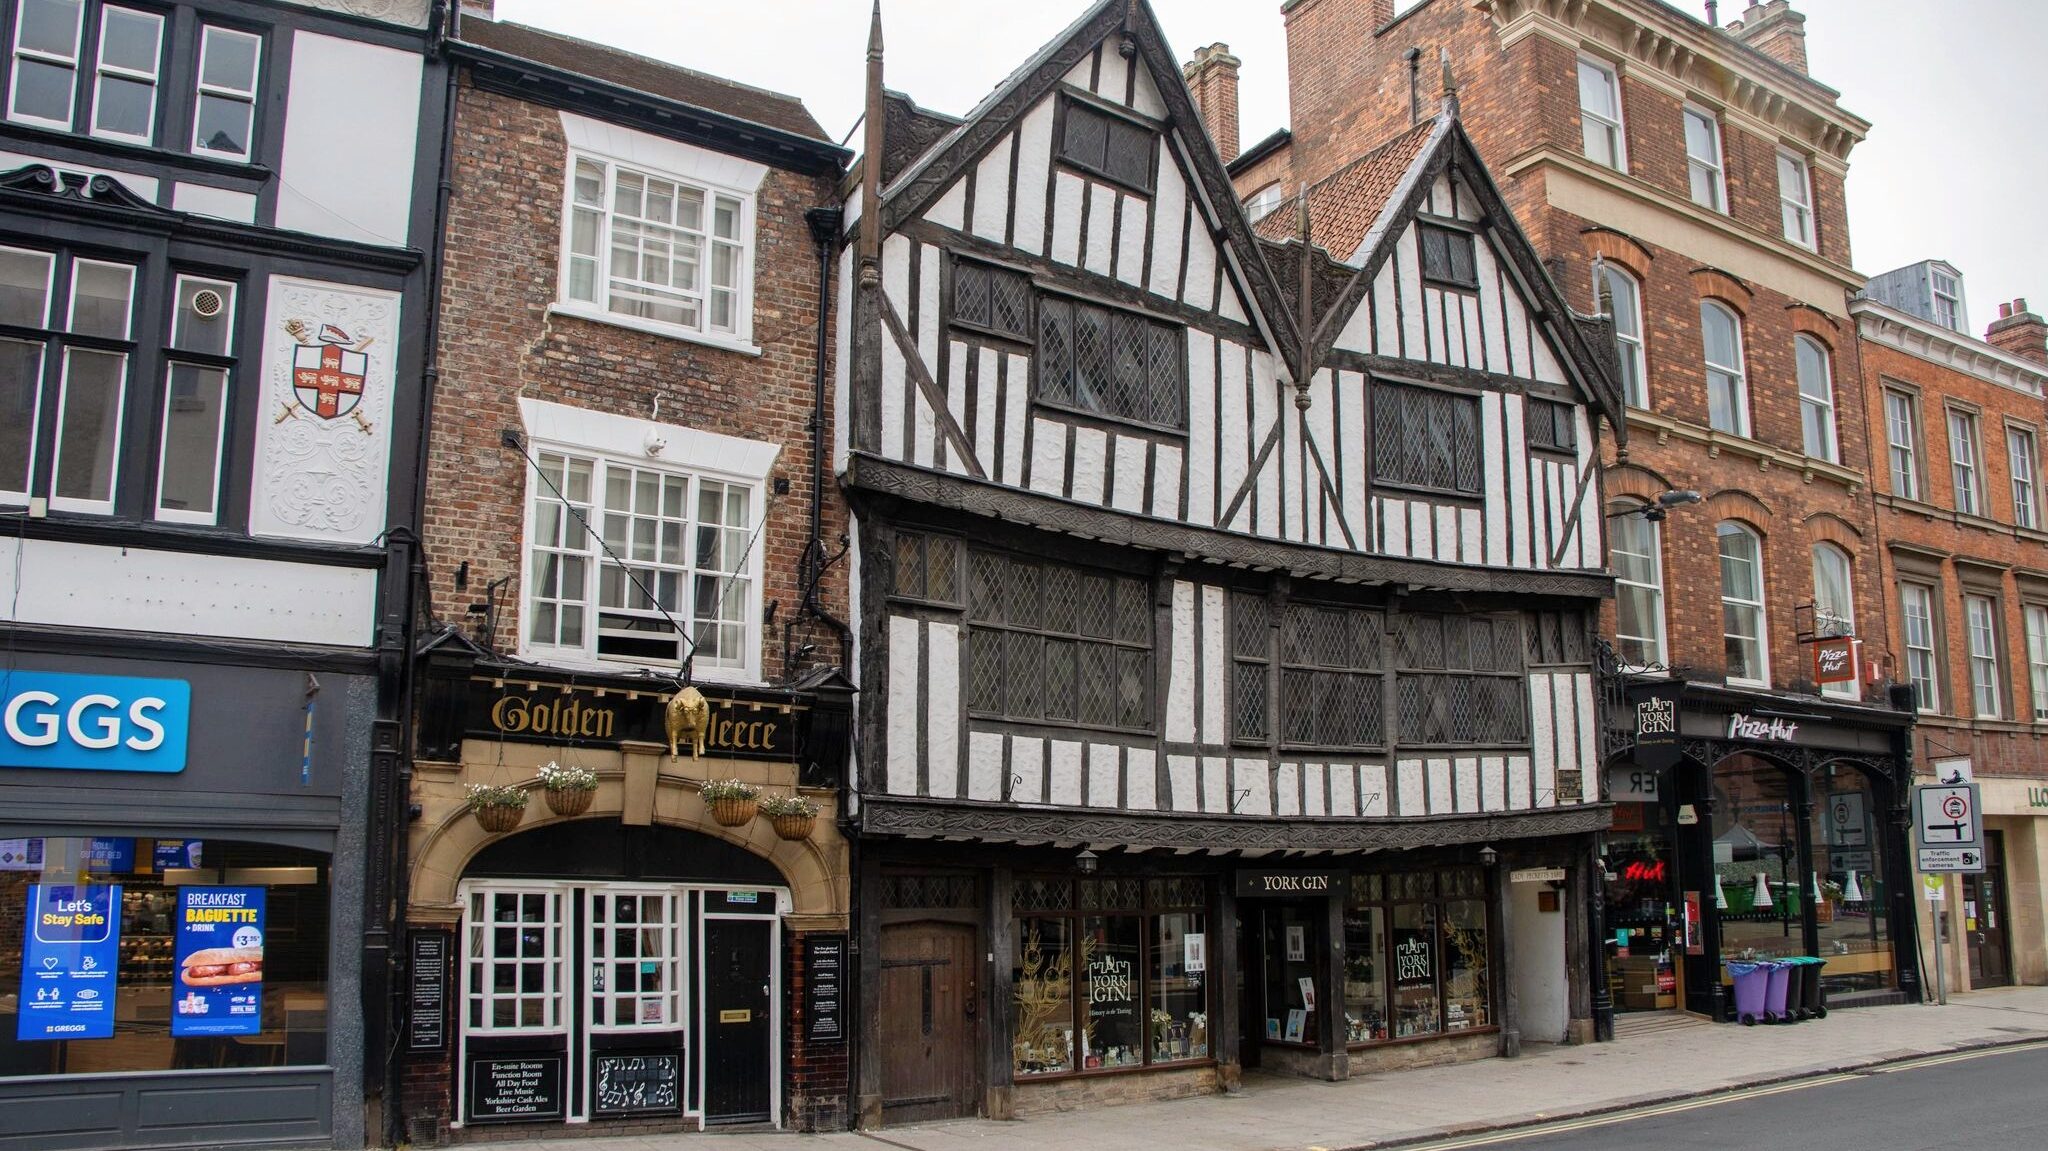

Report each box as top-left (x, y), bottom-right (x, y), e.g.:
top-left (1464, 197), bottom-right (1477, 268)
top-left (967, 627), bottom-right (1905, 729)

top-left (1126, 748), bottom-right (1157, 811)
top-left (1427, 757), bottom-right (1453, 815)
top-left (1130, 59), bottom-right (1167, 118)
top-left (970, 134), bottom-right (1014, 242)
top-left (1185, 328), bottom-right (1216, 526)
top-left (1331, 764), bottom-right (1358, 816)
top-left (1233, 758), bottom-right (1271, 816)
top-left (1167, 580), bottom-right (1197, 743)
top-left (1397, 225), bottom-right (1427, 358)
top-left (1087, 743), bottom-right (1121, 807)
top-left (917, 242), bottom-right (942, 387)
top-left (1198, 585), bottom-right (1226, 746)
top-left (1454, 757), bottom-right (1479, 813)
top-left (1397, 759), bottom-right (1426, 817)
top-left (1115, 195), bottom-right (1147, 286)
top-left (1460, 507), bottom-right (1482, 566)
top-left (1409, 501), bottom-right (1431, 560)
top-left (1084, 182), bottom-right (1117, 277)
top-left (1049, 740), bottom-right (1084, 806)
top-left (276, 33), bottom-right (421, 246)
top-left (969, 341), bottom-right (995, 469)
top-left (1463, 295), bottom-right (1483, 369)
top-left (926, 622), bottom-right (961, 798)
top-left (1167, 754), bottom-right (1198, 812)
top-left (1219, 278), bottom-right (1245, 323)
top-left (1482, 395), bottom-right (1505, 565)
top-left (1481, 756), bottom-right (1506, 813)
top-left (885, 615), bottom-right (920, 796)
top-left (1050, 171), bottom-right (1086, 267)
top-left (1201, 755), bottom-right (1228, 813)
top-left (1362, 763), bottom-right (1390, 817)
top-left (1505, 394), bottom-right (1528, 567)
top-left (1182, 218), bottom-right (1216, 309)
top-left (1111, 434), bottom-right (1147, 512)
top-left (1552, 672), bottom-right (1577, 798)
top-left (1381, 497), bottom-right (1407, 556)
top-left (1575, 673), bottom-right (1599, 786)
top-left (1216, 344), bottom-right (1246, 529)
top-left (1508, 754), bottom-right (1532, 811)
top-left (1028, 417), bottom-right (1066, 497)
top-left (1012, 101), bottom-right (1054, 256)
top-left (878, 336), bottom-right (906, 460)
top-left (1151, 444), bottom-right (1183, 519)
top-left (1532, 325), bottom-right (1566, 384)
top-left (1476, 241), bottom-right (1509, 374)
top-left (967, 730), bottom-right (1005, 801)
top-left (1063, 58), bottom-right (1093, 89)
top-left (0, 538), bottom-right (374, 646)
top-left (249, 276), bottom-right (399, 544)
top-left (172, 182), bottom-right (257, 222)
top-left (1435, 504), bottom-right (1457, 563)
top-left (1251, 352), bottom-right (1279, 534)
top-left (1374, 264), bottom-right (1401, 353)
top-left (1304, 763), bottom-right (1327, 816)
top-left (911, 386), bottom-right (936, 469)
top-left (1341, 372), bottom-right (1367, 539)
top-left (925, 177), bottom-right (967, 231)
top-left (1275, 763), bottom-right (1300, 817)
top-left (1071, 425), bottom-right (1109, 503)
top-left (1094, 44), bottom-right (1129, 103)
top-left (1003, 353), bottom-right (1031, 486)
top-left (833, 247), bottom-right (854, 471)
top-left (1529, 671), bottom-right (1555, 801)
top-left (1146, 161), bottom-right (1187, 299)
top-left (1010, 736), bottom-right (1046, 804)
top-left (1334, 293), bottom-right (1374, 354)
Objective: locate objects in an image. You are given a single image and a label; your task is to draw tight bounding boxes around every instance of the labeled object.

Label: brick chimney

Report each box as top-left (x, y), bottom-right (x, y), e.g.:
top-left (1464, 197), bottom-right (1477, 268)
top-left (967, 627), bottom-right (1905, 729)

top-left (1987, 299), bottom-right (2048, 365)
top-left (1727, 2), bottom-right (1809, 74)
top-left (1183, 43), bottom-right (1243, 163)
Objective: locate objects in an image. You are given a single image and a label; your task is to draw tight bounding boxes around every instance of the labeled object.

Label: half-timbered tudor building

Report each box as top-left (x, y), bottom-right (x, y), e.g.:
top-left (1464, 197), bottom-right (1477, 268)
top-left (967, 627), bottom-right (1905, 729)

top-left (837, 1), bottom-right (1625, 1122)
top-left (0, 2), bottom-right (445, 1148)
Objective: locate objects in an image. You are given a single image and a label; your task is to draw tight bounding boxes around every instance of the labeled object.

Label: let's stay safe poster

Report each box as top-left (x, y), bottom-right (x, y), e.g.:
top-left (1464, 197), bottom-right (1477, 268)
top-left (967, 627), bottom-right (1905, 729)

top-left (173, 886), bottom-right (266, 1036)
top-left (18, 883), bottom-right (122, 1041)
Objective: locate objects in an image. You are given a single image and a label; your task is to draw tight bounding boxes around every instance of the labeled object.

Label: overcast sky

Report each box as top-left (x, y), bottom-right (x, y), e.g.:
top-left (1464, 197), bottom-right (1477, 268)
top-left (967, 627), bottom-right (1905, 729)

top-left (498, 0), bottom-right (2045, 330)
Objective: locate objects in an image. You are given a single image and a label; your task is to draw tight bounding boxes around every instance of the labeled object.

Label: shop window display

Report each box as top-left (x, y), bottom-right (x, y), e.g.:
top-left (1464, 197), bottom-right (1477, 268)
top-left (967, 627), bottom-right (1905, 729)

top-left (1341, 876), bottom-right (1387, 1043)
top-left (1811, 767), bottom-right (1894, 996)
top-left (1011, 877), bottom-right (1207, 1079)
top-left (1262, 905), bottom-right (1319, 1046)
top-left (0, 837), bottom-right (330, 1078)
top-left (1713, 757), bottom-right (1806, 961)
top-left (1338, 868), bottom-right (1489, 1046)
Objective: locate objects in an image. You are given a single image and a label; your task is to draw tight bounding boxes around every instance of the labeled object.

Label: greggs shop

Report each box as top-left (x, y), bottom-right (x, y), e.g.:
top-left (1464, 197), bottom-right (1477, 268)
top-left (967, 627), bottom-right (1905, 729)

top-left (1, 656), bottom-right (373, 1151)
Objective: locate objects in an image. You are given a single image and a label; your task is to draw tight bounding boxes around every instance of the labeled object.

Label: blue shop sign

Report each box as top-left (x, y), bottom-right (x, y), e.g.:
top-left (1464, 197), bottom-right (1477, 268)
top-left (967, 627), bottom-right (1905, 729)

top-left (18, 883), bottom-right (123, 1041)
top-left (172, 886), bottom-right (266, 1037)
top-left (1, 671), bottom-right (189, 773)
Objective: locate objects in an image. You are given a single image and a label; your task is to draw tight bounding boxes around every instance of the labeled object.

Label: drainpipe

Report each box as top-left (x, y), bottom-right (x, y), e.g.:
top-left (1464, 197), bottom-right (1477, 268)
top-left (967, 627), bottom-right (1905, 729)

top-left (799, 206), bottom-right (853, 672)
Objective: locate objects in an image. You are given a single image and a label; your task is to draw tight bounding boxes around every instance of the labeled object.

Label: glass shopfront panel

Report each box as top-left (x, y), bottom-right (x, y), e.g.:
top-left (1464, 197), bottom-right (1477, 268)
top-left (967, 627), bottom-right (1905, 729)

top-left (1260, 904), bottom-right (1320, 1046)
top-left (1812, 767), bottom-right (1894, 995)
top-left (1342, 868), bottom-right (1490, 1046)
top-left (1603, 796), bottom-right (1680, 1013)
top-left (0, 836), bottom-right (330, 1078)
top-left (1714, 757), bottom-right (1806, 960)
top-left (1011, 876), bottom-right (1209, 1079)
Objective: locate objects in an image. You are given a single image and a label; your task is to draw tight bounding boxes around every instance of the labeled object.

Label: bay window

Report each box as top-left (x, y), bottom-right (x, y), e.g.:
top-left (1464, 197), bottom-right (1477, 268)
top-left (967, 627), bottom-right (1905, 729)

top-left (560, 153), bottom-right (754, 347)
top-left (1718, 522), bottom-right (1768, 685)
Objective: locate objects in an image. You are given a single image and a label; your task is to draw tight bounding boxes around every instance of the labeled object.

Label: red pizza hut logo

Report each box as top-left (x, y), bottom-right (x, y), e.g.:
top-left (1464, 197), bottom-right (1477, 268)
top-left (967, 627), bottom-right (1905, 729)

top-left (283, 319), bottom-right (374, 431)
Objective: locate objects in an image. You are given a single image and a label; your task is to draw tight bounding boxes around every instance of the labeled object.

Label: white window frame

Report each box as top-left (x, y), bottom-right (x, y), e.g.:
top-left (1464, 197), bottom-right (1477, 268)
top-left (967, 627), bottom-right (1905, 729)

top-left (1795, 335), bottom-right (1836, 463)
top-left (1598, 264), bottom-right (1646, 408)
top-left (1718, 522), bottom-right (1769, 687)
top-left (1683, 105), bottom-right (1725, 213)
top-left (1965, 593), bottom-right (2002, 719)
top-left (1885, 388), bottom-right (1919, 501)
top-left (1902, 582), bottom-right (1940, 713)
top-left (190, 25), bottom-right (262, 161)
top-left (555, 148), bottom-right (759, 354)
top-left (2026, 604), bottom-right (2048, 723)
top-left (153, 274), bottom-right (236, 525)
top-left (1777, 150), bottom-right (1814, 249)
top-left (1930, 267), bottom-right (1963, 332)
top-left (1611, 504), bottom-right (1666, 669)
top-left (1244, 182), bottom-right (1283, 223)
top-left (88, 5), bottom-right (162, 145)
top-left (0, 245), bottom-right (56, 505)
top-left (48, 257), bottom-right (135, 516)
top-left (515, 398), bottom-right (778, 684)
top-left (1576, 56), bottom-right (1626, 172)
top-left (1702, 300), bottom-right (1748, 436)
top-left (2009, 425), bottom-right (2039, 531)
top-left (1948, 407), bottom-right (1983, 517)
top-left (585, 887), bottom-right (686, 1034)
top-left (1811, 543), bottom-right (1858, 700)
top-left (7, 0), bottom-right (84, 130)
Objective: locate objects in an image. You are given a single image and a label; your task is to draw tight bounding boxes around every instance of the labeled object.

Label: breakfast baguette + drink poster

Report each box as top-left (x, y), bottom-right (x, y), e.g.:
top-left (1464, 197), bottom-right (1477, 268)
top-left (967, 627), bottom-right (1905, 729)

top-left (172, 886), bottom-right (266, 1036)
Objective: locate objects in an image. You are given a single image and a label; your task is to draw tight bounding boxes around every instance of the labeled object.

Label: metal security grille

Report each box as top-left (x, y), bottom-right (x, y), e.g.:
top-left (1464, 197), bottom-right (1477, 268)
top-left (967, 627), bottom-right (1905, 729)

top-left (1037, 294), bottom-right (1185, 429)
top-left (1395, 614), bottom-right (1527, 747)
top-left (967, 549), bottom-right (1153, 731)
top-left (1372, 382), bottom-right (1481, 495)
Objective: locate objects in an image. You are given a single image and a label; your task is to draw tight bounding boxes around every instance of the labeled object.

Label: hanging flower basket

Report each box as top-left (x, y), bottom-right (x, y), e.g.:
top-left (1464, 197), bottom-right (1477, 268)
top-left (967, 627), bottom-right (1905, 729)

top-left (465, 783), bottom-right (528, 834)
top-left (536, 762), bottom-right (598, 817)
top-left (761, 793), bottom-right (821, 841)
top-left (701, 779), bottom-right (760, 828)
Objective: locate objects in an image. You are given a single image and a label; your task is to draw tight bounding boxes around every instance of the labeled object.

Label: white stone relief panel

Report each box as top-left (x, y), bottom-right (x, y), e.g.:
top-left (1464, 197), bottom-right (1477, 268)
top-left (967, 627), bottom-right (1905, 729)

top-left (249, 276), bottom-right (400, 544)
top-left (277, 0), bottom-right (427, 28)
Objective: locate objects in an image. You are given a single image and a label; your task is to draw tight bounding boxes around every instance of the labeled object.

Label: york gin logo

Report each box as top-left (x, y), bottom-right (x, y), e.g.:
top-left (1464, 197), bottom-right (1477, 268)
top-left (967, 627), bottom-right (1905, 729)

top-left (1635, 697), bottom-right (1676, 737)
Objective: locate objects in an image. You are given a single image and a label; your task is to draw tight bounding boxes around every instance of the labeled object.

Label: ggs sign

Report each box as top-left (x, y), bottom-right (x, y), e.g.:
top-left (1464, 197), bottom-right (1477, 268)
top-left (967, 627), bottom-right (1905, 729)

top-left (2, 671), bottom-right (190, 773)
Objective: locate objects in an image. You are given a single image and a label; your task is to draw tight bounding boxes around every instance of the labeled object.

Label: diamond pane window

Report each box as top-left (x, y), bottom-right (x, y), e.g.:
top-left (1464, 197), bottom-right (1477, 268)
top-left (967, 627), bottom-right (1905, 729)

top-left (1037, 294), bottom-right (1185, 428)
top-left (1371, 381), bottom-right (1481, 495)
top-left (966, 549), bottom-right (1152, 731)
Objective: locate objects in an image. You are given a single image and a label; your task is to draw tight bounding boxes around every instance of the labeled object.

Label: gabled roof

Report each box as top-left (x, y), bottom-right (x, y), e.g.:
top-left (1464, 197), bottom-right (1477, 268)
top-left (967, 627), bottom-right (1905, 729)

top-left (870, 0), bottom-right (1300, 372)
top-left (1252, 119), bottom-right (1437, 259)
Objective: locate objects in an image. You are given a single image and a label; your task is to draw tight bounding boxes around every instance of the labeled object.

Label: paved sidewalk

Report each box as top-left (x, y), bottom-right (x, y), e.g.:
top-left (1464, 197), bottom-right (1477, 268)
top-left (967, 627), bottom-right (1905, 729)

top-left (454, 986), bottom-right (2048, 1151)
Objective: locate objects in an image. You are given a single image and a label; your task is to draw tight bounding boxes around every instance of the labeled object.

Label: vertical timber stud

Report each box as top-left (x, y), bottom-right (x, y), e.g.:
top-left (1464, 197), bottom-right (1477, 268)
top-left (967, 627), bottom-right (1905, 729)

top-left (852, 1), bottom-right (886, 456)
top-left (987, 867), bottom-right (1015, 1119)
top-left (855, 852), bottom-right (885, 1127)
top-left (1212, 876), bottom-right (1243, 1092)
top-left (1321, 885), bottom-right (1348, 1079)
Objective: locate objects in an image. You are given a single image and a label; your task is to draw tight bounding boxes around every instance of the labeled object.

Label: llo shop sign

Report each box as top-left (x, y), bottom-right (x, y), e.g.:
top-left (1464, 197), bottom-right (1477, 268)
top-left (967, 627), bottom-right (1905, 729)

top-left (2, 671), bottom-right (190, 773)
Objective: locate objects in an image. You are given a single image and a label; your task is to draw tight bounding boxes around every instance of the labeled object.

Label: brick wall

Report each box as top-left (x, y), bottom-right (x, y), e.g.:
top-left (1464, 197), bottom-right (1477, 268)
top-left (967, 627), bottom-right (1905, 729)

top-left (785, 929), bottom-right (850, 1129)
top-left (421, 76), bottom-right (848, 680)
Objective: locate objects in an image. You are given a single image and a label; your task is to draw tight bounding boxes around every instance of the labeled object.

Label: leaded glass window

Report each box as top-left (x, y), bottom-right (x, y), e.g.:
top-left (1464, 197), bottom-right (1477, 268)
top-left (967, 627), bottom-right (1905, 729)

top-left (1037, 294), bottom-right (1185, 429)
top-left (1419, 224), bottom-right (1478, 290)
top-left (1372, 382), bottom-right (1481, 496)
top-left (1396, 614), bottom-right (1528, 746)
top-left (1059, 98), bottom-right (1156, 193)
top-left (951, 257), bottom-right (1032, 342)
top-left (967, 549), bottom-right (1153, 731)
top-left (1279, 603), bottom-right (1385, 750)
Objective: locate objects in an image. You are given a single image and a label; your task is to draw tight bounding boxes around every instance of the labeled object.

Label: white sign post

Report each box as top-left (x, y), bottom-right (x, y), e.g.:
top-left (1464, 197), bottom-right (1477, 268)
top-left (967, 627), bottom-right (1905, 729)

top-left (1914, 783), bottom-right (1985, 874)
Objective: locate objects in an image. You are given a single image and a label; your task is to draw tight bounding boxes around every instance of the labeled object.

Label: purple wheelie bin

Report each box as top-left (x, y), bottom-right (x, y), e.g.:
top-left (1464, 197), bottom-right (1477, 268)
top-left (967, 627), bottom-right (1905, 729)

top-left (1762, 960), bottom-right (1793, 1023)
top-left (1727, 961), bottom-right (1768, 1025)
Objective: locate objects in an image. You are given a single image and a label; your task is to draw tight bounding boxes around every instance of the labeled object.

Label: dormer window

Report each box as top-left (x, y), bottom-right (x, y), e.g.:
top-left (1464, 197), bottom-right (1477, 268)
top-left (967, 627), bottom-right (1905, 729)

top-left (1418, 224), bottom-right (1478, 291)
top-left (1058, 97), bottom-right (1155, 194)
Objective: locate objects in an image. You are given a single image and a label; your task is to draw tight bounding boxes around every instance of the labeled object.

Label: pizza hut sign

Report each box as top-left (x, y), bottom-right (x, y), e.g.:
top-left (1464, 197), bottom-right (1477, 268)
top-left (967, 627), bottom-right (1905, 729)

top-left (1728, 713), bottom-right (1799, 743)
top-left (1812, 637), bottom-right (1857, 685)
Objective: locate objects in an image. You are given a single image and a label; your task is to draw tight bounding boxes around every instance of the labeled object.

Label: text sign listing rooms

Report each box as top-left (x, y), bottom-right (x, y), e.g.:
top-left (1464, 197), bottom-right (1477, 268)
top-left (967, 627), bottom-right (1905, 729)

top-left (17, 883), bottom-right (122, 1041)
top-left (1, 671), bottom-right (190, 772)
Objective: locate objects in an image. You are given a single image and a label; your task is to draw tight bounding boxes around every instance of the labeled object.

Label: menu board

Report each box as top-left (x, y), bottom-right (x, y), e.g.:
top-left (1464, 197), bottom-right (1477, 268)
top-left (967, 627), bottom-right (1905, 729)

top-left (467, 1054), bottom-right (565, 1123)
top-left (803, 934), bottom-right (846, 1044)
top-left (171, 886), bottom-right (265, 1037)
top-left (593, 1052), bottom-right (681, 1117)
top-left (408, 931), bottom-right (449, 1051)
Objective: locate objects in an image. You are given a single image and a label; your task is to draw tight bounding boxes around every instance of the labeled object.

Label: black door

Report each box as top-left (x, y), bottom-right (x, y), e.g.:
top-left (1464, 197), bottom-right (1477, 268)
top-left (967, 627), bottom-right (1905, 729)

top-left (703, 918), bottom-right (773, 1123)
top-left (1965, 831), bottom-right (2013, 988)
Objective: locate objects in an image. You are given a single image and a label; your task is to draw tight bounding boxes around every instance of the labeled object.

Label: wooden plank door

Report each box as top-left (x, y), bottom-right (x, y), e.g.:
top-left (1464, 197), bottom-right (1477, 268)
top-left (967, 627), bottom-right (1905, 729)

top-left (879, 922), bottom-right (978, 1123)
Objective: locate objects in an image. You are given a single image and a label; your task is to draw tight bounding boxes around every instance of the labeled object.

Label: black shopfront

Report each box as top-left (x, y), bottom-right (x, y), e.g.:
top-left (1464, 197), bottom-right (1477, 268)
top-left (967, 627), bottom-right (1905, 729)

top-left (1600, 675), bottom-right (1921, 1023)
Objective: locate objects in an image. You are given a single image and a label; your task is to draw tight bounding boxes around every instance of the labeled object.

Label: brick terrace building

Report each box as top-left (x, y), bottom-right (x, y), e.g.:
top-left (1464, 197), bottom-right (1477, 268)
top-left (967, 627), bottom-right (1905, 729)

top-left (1219, 0), bottom-right (1924, 1026)
top-left (397, 4), bottom-right (854, 1140)
top-left (1853, 281), bottom-right (2048, 994)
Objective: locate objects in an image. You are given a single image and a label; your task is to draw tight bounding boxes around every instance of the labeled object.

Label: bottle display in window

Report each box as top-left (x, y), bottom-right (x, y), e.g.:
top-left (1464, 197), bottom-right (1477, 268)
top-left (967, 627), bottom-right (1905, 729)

top-left (1012, 918), bottom-right (1073, 1076)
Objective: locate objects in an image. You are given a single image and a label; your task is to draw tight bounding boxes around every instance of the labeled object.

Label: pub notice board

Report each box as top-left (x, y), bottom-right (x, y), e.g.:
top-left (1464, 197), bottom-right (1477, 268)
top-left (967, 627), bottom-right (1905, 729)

top-left (408, 930), bottom-right (449, 1051)
top-left (467, 1053), bottom-right (565, 1123)
top-left (804, 933), bottom-right (847, 1043)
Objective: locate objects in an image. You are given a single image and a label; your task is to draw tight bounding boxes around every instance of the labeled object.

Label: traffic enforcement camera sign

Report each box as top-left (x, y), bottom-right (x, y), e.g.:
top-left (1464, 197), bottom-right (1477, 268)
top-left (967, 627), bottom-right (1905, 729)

top-left (1914, 782), bottom-right (1985, 873)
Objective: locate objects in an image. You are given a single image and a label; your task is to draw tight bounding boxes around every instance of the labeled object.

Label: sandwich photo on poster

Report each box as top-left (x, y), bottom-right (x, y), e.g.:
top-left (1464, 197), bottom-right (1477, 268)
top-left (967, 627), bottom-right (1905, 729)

top-left (172, 886), bottom-right (266, 1037)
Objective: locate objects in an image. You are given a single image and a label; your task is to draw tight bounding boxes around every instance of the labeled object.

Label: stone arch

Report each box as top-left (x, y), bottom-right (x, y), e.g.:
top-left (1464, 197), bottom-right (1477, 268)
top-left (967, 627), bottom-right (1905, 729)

top-left (1581, 226), bottom-right (1654, 279)
top-left (1787, 303), bottom-right (1842, 348)
top-left (1703, 488), bottom-right (1774, 527)
top-left (1803, 510), bottom-right (1863, 552)
top-left (1605, 462), bottom-right (1677, 507)
top-left (1691, 266), bottom-right (1754, 314)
